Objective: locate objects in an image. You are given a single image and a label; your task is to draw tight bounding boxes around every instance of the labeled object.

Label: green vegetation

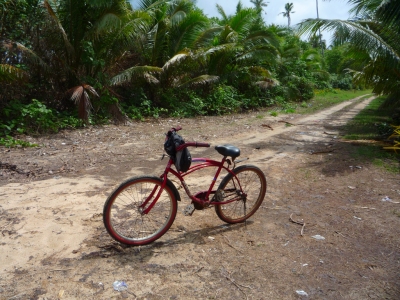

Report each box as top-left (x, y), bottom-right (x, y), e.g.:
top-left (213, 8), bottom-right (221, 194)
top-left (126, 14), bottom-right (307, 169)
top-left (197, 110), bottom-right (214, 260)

top-left (299, 0), bottom-right (400, 100)
top-left (0, 0), bottom-right (399, 147)
top-left (350, 144), bottom-right (398, 173)
top-left (344, 97), bottom-right (396, 140)
top-left (297, 89), bottom-right (372, 114)
top-left (343, 96), bottom-right (399, 172)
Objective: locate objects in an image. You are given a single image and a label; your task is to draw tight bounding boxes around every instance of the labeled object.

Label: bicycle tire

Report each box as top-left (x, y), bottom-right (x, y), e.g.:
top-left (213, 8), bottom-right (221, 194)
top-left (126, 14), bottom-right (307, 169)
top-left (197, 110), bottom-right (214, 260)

top-left (215, 165), bottom-right (266, 224)
top-left (103, 176), bottom-right (178, 246)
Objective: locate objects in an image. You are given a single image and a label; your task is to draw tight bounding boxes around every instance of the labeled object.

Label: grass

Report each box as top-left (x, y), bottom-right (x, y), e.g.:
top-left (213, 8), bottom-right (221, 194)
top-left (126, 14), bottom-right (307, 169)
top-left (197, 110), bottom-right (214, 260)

top-left (342, 96), bottom-right (399, 173)
top-left (0, 136), bottom-right (38, 148)
top-left (343, 96), bottom-right (395, 140)
top-left (350, 144), bottom-right (399, 172)
top-left (296, 89), bottom-right (372, 114)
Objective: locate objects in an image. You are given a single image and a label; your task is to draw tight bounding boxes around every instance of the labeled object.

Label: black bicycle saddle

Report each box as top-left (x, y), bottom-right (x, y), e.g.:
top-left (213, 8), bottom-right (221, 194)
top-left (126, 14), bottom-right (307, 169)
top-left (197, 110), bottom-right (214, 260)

top-left (215, 144), bottom-right (240, 158)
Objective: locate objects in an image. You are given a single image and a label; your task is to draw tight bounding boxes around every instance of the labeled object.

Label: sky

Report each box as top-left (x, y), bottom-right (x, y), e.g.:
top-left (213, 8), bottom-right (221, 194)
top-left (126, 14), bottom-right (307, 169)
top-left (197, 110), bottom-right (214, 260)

top-left (130, 0), bottom-right (353, 44)
top-left (196, 0), bottom-right (352, 43)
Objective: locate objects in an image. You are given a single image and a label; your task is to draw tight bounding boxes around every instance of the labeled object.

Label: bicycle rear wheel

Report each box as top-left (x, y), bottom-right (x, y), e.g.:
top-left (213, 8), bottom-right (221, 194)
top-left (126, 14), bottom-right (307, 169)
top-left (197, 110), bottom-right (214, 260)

top-left (215, 165), bottom-right (266, 224)
top-left (103, 176), bottom-right (177, 246)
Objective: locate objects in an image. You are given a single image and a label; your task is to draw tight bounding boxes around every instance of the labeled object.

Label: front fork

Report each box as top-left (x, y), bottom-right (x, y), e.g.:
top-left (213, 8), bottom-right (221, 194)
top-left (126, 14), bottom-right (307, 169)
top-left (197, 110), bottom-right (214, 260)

top-left (139, 159), bottom-right (174, 215)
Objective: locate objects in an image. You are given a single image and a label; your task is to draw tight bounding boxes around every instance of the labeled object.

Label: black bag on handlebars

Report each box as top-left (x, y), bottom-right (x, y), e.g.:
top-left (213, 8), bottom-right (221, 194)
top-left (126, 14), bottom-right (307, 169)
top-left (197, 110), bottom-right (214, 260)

top-left (164, 131), bottom-right (192, 172)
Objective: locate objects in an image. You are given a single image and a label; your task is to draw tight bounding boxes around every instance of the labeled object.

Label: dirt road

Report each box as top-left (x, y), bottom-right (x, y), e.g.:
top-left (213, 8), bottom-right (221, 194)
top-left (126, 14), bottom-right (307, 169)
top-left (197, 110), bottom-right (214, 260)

top-left (1, 95), bottom-right (399, 299)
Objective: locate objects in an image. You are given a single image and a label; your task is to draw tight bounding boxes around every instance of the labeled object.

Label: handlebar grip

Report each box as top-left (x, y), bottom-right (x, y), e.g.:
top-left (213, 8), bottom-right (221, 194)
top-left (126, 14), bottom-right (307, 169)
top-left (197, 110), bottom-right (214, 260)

top-left (195, 142), bottom-right (210, 148)
top-left (176, 142), bottom-right (210, 151)
top-left (172, 125), bottom-right (182, 132)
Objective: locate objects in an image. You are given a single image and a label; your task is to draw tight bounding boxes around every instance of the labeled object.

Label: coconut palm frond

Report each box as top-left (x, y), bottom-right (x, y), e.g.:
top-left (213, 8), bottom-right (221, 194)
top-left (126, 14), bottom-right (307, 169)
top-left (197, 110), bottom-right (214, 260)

top-left (151, 19), bottom-right (169, 66)
top-left (244, 29), bottom-right (281, 49)
top-left (376, 0), bottom-right (400, 25)
top-left (192, 26), bottom-right (223, 49)
top-left (177, 75), bottom-right (220, 88)
top-left (170, 10), bottom-right (187, 27)
top-left (68, 86), bottom-right (85, 104)
top-left (67, 84), bottom-right (99, 123)
top-left (43, 0), bottom-right (75, 56)
top-left (82, 84), bottom-right (100, 98)
top-left (0, 64), bottom-right (26, 82)
top-left (162, 51), bottom-right (190, 71)
top-left (216, 4), bottom-right (229, 23)
top-left (168, 10), bottom-right (208, 54)
top-left (348, 0), bottom-right (382, 17)
top-left (144, 73), bottom-right (160, 84)
top-left (248, 66), bottom-right (272, 78)
top-left (205, 43), bottom-right (237, 56)
top-left (236, 1), bottom-right (243, 13)
top-left (255, 78), bottom-right (278, 89)
top-left (139, 0), bottom-right (169, 11)
top-left (298, 18), bottom-right (400, 62)
top-left (89, 12), bottom-right (123, 38)
top-left (110, 66), bottom-right (162, 85)
top-left (168, 0), bottom-right (193, 17)
top-left (226, 31), bottom-right (239, 43)
top-left (229, 8), bottom-right (257, 37)
top-left (1, 41), bottom-right (49, 72)
top-left (237, 44), bottom-right (279, 62)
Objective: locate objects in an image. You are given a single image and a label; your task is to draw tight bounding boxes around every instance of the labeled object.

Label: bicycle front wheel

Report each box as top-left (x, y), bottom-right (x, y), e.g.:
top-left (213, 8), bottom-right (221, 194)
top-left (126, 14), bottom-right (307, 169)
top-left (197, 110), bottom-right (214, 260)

top-left (103, 176), bottom-right (177, 246)
top-left (215, 165), bottom-right (266, 224)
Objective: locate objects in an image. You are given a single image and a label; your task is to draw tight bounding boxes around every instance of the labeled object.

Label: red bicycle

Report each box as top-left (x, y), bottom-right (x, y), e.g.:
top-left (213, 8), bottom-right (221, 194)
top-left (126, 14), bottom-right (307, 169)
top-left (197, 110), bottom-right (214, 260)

top-left (103, 127), bottom-right (267, 246)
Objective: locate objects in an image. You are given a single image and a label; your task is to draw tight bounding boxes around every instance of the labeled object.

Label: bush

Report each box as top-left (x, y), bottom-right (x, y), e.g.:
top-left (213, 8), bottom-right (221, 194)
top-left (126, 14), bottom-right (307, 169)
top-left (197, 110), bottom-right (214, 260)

top-left (0, 99), bottom-right (83, 137)
top-left (204, 85), bottom-right (242, 115)
top-left (160, 85), bottom-right (242, 117)
top-left (330, 74), bottom-right (354, 90)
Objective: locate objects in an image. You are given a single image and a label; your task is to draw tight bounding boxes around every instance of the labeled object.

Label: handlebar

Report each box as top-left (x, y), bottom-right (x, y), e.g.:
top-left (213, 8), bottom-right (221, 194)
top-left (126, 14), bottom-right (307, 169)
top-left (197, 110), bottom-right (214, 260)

top-left (167, 126), bottom-right (210, 151)
top-left (169, 126), bottom-right (182, 133)
top-left (176, 142), bottom-right (210, 151)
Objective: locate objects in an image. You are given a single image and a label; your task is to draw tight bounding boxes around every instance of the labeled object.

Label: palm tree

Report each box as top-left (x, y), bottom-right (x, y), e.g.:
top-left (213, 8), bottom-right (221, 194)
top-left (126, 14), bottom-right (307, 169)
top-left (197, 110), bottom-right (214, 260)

top-left (280, 3), bottom-right (295, 27)
top-left (207, 3), bottom-right (279, 89)
top-left (315, 0), bottom-right (324, 56)
top-left (112, 0), bottom-right (220, 100)
top-left (36, 0), bottom-right (147, 122)
top-left (298, 0), bottom-right (400, 98)
top-left (250, 0), bottom-right (269, 15)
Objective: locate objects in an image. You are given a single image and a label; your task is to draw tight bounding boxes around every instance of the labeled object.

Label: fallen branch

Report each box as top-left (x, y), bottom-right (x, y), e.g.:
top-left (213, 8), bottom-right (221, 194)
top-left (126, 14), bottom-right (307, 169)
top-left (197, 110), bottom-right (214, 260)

top-left (261, 124), bottom-right (273, 130)
top-left (223, 273), bottom-right (252, 300)
top-left (222, 234), bottom-right (243, 254)
top-left (278, 120), bottom-right (296, 126)
top-left (334, 231), bottom-right (346, 238)
top-left (193, 266), bottom-right (204, 274)
top-left (310, 149), bottom-right (335, 155)
top-left (289, 213), bottom-right (306, 236)
top-left (300, 223), bottom-right (305, 236)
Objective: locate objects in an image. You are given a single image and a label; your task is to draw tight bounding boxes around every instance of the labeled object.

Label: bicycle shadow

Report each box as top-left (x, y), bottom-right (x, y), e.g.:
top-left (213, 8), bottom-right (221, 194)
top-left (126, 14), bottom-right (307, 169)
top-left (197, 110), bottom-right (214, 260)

top-left (86, 221), bottom-right (254, 263)
top-left (162, 220), bottom-right (254, 246)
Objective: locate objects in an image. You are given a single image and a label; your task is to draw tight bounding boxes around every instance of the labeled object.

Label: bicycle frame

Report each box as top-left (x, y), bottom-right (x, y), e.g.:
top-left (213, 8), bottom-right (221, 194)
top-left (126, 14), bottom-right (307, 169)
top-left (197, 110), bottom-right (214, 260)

top-left (140, 153), bottom-right (244, 215)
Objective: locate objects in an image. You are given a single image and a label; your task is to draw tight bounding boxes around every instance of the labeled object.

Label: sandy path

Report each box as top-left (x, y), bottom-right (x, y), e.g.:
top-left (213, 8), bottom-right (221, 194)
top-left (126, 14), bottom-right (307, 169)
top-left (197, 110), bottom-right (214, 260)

top-left (3, 94), bottom-right (398, 300)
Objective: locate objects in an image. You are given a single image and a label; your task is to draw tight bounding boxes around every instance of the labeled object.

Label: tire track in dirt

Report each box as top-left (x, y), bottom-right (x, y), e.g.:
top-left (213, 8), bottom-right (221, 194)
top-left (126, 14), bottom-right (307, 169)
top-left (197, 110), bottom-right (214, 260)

top-left (4, 94), bottom-right (400, 300)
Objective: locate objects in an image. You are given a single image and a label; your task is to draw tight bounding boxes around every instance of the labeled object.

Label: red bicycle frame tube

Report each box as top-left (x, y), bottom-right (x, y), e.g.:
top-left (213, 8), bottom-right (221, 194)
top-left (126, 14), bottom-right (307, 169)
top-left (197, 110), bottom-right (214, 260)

top-left (140, 144), bottom-right (243, 214)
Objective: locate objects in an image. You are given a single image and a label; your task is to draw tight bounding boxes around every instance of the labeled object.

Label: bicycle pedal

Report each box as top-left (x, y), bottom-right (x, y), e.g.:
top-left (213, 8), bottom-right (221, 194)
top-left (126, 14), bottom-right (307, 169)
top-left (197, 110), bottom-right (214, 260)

top-left (183, 203), bottom-right (195, 216)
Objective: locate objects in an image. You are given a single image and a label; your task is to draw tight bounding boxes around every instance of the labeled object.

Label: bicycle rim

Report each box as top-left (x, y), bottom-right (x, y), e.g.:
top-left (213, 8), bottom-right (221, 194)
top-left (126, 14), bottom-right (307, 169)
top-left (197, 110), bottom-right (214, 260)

top-left (103, 176), bottom-right (177, 245)
top-left (215, 165), bottom-right (266, 223)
